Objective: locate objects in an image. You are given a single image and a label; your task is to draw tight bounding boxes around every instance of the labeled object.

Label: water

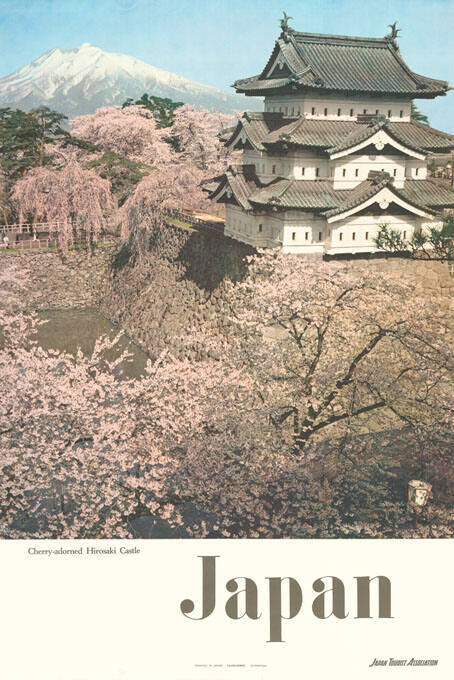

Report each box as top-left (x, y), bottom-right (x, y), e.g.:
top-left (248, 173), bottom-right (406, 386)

top-left (35, 307), bottom-right (148, 379)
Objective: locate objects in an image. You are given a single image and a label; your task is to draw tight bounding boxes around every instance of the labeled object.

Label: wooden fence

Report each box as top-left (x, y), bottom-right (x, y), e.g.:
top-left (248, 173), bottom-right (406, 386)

top-left (164, 209), bottom-right (225, 235)
top-left (0, 237), bottom-right (58, 251)
top-left (0, 221), bottom-right (65, 235)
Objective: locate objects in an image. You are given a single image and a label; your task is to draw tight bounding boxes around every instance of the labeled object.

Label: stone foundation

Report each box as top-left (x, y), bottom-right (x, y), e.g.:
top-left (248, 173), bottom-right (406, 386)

top-left (2, 231), bottom-right (452, 357)
top-left (1, 245), bottom-right (115, 311)
top-left (99, 228), bottom-right (454, 360)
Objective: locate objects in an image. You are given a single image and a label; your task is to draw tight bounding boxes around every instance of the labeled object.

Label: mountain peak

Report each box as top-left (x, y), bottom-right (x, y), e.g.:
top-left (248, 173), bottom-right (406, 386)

top-left (78, 43), bottom-right (102, 51)
top-left (0, 44), bottom-right (256, 118)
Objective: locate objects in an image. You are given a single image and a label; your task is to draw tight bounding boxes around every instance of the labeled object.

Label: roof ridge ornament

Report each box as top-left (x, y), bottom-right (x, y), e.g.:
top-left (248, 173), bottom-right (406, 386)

top-left (368, 169), bottom-right (394, 185)
top-left (280, 11), bottom-right (295, 40)
top-left (385, 21), bottom-right (401, 48)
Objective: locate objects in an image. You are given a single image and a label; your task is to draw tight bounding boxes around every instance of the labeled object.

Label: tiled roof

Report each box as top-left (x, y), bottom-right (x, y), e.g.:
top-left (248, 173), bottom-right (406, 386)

top-left (322, 176), bottom-right (454, 218)
top-left (208, 166), bottom-right (454, 215)
top-left (387, 121), bottom-right (454, 153)
top-left (224, 112), bottom-right (288, 151)
top-left (265, 117), bottom-right (359, 149)
top-left (208, 165), bottom-right (262, 210)
top-left (321, 174), bottom-right (395, 217)
top-left (399, 179), bottom-right (454, 209)
top-left (234, 30), bottom-right (449, 98)
top-left (225, 113), bottom-right (454, 154)
top-left (250, 179), bottom-right (340, 209)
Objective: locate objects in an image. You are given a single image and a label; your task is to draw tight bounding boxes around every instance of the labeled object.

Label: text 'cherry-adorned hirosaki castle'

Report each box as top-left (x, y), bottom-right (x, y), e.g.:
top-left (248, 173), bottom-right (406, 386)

top-left (206, 16), bottom-right (454, 254)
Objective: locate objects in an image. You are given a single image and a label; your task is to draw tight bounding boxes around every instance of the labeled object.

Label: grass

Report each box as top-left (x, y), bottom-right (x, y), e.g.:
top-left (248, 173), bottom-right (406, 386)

top-left (165, 216), bottom-right (198, 232)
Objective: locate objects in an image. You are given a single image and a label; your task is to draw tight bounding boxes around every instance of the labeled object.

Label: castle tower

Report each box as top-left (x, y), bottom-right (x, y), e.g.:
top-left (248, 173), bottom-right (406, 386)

top-left (207, 17), bottom-right (454, 254)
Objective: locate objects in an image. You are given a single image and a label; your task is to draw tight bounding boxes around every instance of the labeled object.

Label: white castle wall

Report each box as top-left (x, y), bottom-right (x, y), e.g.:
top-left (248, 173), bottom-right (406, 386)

top-left (263, 93), bottom-right (412, 121)
top-left (326, 215), bottom-right (442, 254)
top-left (241, 149), bottom-right (425, 189)
top-left (224, 202), bottom-right (442, 255)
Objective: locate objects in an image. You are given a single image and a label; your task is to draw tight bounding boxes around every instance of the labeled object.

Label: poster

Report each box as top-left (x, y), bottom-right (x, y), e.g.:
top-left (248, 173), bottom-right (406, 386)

top-left (0, 1), bottom-right (453, 678)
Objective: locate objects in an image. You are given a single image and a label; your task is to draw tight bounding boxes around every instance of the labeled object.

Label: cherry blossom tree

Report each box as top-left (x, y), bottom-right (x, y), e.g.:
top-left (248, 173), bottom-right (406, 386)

top-left (1, 253), bottom-right (451, 539)
top-left (70, 105), bottom-right (173, 167)
top-left (170, 104), bottom-right (238, 173)
top-left (120, 162), bottom-right (209, 259)
top-left (174, 252), bottom-right (453, 537)
top-left (0, 282), bottom-right (249, 539)
top-left (11, 160), bottom-right (114, 249)
top-left (203, 252), bottom-right (452, 452)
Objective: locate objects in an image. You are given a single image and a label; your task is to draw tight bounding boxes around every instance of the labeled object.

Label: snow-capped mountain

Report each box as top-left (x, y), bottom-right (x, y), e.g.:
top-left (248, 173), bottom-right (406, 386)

top-left (0, 43), bottom-right (255, 117)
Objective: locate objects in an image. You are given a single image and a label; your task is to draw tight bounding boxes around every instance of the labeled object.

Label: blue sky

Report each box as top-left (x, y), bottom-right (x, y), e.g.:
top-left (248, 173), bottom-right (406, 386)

top-left (0, 0), bottom-right (453, 130)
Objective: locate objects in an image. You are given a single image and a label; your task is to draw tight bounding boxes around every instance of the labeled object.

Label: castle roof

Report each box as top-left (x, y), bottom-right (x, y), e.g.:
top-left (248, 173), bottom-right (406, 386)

top-left (225, 113), bottom-right (454, 155)
top-left (234, 30), bottom-right (449, 99)
top-left (206, 166), bottom-right (454, 216)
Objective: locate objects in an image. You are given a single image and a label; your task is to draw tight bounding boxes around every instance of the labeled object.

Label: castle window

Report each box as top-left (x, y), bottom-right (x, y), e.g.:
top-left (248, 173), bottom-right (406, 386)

top-left (352, 232), bottom-right (356, 240)
top-left (415, 168), bottom-right (419, 176)
top-left (350, 108), bottom-right (354, 116)
top-left (376, 109), bottom-right (379, 115)
top-left (292, 232), bottom-right (296, 241)
top-left (291, 107), bottom-right (294, 115)
top-left (285, 107), bottom-right (288, 115)
top-left (388, 109), bottom-right (392, 117)
top-left (324, 107), bottom-right (328, 115)
top-left (363, 109), bottom-right (367, 114)
top-left (301, 167), bottom-right (305, 176)
top-left (305, 232), bottom-right (309, 240)
top-left (403, 230), bottom-right (407, 239)
top-left (272, 164), bottom-right (276, 174)
top-left (365, 231), bottom-right (369, 240)
top-left (328, 229), bottom-right (331, 236)
top-left (400, 110), bottom-right (404, 118)
top-left (355, 168), bottom-right (359, 177)
top-left (342, 169), bottom-right (346, 177)
top-left (315, 168), bottom-right (320, 177)
top-left (311, 107), bottom-right (316, 115)
top-left (337, 108), bottom-right (341, 116)
top-left (339, 233), bottom-right (343, 241)
top-left (258, 224), bottom-right (263, 233)
top-left (393, 169), bottom-right (397, 177)
top-left (318, 232), bottom-right (322, 241)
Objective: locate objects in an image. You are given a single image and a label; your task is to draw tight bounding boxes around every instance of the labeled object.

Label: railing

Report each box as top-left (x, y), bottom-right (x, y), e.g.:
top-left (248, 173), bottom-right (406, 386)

top-left (0, 237), bottom-right (58, 251)
top-left (0, 221), bottom-right (66, 235)
top-left (0, 220), bottom-right (116, 253)
top-left (164, 208), bottom-right (225, 235)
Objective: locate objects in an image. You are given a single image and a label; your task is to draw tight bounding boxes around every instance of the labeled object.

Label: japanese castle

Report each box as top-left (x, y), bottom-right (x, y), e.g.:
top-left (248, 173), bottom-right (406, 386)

top-left (207, 16), bottom-right (454, 254)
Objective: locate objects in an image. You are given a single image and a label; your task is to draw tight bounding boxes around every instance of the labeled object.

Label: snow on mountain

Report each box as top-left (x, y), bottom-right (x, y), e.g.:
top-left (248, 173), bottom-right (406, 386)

top-left (0, 43), bottom-right (257, 117)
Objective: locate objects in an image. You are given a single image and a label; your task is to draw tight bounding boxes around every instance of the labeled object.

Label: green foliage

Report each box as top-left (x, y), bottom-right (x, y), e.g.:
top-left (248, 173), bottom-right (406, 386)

top-left (427, 159), bottom-right (437, 175)
top-left (122, 93), bottom-right (183, 128)
top-left (374, 219), bottom-right (454, 261)
top-left (410, 102), bottom-right (429, 125)
top-left (85, 151), bottom-right (151, 205)
top-left (0, 108), bottom-right (42, 182)
top-left (0, 106), bottom-right (74, 184)
top-left (30, 106), bottom-right (70, 165)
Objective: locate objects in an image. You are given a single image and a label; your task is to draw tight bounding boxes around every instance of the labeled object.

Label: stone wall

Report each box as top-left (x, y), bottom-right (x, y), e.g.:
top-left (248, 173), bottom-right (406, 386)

top-left (99, 228), bottom-right (254, 360)
top-left (2, 230), bottom-right (452, 358)
top-left (339, 256), bottom-right (454, 313)
top-left (99, 227), bottom-right (453, 360)
top-left (1, 245), bottom-right (115, 311)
